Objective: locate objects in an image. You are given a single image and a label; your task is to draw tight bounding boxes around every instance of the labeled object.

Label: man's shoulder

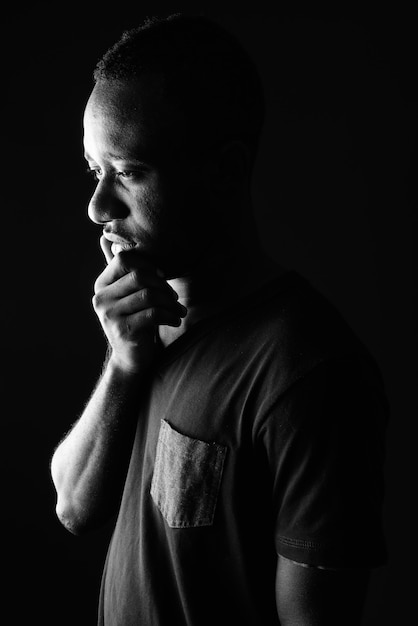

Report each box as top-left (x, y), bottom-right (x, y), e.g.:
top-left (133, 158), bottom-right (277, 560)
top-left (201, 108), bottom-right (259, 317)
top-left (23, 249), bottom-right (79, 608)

top-left (219, 270), bottom-right (380, 392)
top-left (232, 270), bottom-right (363, 355)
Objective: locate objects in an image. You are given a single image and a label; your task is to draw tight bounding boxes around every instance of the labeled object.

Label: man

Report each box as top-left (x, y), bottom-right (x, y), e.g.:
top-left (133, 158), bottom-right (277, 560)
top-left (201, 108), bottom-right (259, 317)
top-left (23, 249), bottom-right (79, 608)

top-left (51, 14), bottom-right (388, 625)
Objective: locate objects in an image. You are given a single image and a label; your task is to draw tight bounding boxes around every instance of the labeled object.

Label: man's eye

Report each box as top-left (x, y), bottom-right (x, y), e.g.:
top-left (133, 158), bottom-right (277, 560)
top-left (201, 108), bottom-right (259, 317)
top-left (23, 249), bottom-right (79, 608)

top-left (85, 168), bottom-right (143, 183)
top-left (86, 167), bottom-right (102, 181)
top-left (117, 170), bottom-right (142, 180)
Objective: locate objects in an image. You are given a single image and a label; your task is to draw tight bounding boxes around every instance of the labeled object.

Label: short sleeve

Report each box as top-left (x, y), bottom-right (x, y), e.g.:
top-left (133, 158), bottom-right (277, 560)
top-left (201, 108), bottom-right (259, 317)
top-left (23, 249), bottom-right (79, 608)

top-left (259, 354), bottom-right (388, 569)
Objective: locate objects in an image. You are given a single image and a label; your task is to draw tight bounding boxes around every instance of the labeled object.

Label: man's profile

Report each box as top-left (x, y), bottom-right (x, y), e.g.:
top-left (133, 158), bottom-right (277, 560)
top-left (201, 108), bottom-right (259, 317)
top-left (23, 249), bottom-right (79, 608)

top-left (51, 14), bottom-right (388, 625)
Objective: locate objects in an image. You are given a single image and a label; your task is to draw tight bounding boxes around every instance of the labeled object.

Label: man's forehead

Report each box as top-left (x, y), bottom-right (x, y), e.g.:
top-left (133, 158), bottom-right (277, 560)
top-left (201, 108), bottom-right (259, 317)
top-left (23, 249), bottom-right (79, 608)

top-left (83, 75), bottom-right (187, 164)
top-left (86, 74), bottom-right (166, 118)
top-left (83, 104), bottom-right (154, 163)
top-left (84, 74), bottom-right (186, 143)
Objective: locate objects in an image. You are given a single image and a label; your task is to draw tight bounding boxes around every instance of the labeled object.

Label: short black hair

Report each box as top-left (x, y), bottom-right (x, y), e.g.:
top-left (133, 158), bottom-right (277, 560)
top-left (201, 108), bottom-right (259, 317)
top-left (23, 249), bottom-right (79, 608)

top-left (93, 14), bottom-right (265, 162)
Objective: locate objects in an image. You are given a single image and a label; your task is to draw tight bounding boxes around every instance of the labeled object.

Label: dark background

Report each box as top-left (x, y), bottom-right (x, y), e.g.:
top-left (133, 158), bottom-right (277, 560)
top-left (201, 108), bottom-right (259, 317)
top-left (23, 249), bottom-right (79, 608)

top-left (3, 3), bottom-right (417, 624)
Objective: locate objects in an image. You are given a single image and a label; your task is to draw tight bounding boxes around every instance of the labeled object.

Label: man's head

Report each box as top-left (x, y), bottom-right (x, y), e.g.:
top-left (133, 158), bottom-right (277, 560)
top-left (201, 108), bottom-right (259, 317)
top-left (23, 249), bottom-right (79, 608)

top-left (83, 15), bottom-right (265, 277)
top-left (92, 14), bottom-right (265, 162)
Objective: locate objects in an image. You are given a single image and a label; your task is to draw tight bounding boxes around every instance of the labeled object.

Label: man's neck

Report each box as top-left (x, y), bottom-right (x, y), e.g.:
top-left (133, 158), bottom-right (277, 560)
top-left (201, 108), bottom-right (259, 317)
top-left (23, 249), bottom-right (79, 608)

top-left (158, 240), bottom-right (284, 347)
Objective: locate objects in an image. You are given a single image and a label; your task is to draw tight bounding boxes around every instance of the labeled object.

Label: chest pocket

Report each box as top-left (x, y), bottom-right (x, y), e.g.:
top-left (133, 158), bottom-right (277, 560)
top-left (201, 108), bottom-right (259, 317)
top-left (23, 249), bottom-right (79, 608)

top-left (150, 420), bottom-right (227, 528)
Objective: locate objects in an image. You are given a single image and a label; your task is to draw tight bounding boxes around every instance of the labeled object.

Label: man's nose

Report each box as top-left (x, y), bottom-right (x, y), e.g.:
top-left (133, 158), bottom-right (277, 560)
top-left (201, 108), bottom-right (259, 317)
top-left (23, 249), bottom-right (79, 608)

top-left (87, 179), bottom-right (128, 224)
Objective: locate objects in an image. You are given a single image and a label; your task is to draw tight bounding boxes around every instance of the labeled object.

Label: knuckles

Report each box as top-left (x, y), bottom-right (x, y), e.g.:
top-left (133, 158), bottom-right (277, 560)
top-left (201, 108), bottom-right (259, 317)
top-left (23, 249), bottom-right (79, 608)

top-left (127, 268), bottom-right (143, 289)
top-left (144, 307), bottom-right (158, 323)
top-left (92, 291), bottom-right (104, 311)
top-left (92, 285), bottom-right (165, 320)
top-left (135, 286), bottom-right (150, 305)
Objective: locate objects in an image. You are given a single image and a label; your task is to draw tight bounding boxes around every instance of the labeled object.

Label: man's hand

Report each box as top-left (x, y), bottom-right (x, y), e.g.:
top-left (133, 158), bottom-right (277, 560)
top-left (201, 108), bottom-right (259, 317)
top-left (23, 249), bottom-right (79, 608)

top-left (93, 236), bottom-right (187, 373)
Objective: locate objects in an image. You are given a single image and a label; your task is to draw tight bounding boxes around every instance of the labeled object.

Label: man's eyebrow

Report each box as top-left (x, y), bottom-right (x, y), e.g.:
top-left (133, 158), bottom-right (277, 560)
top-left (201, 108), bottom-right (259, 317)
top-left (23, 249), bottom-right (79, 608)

top-left (83, 151), bottom-right (151, 165)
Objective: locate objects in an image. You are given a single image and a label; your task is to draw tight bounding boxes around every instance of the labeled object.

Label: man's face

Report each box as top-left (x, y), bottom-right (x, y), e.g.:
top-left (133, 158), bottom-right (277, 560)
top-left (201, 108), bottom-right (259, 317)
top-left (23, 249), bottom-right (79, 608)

top-left (83, 75), bottom-right (216, 277)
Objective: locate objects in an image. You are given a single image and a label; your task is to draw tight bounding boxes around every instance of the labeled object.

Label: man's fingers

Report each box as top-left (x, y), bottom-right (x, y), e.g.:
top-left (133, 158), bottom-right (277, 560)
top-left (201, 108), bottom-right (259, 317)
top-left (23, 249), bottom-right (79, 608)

top-left (123, 306), bottom-right (186, 331)
top-left (100, 235), bottom-right (114, 265)
top-left (111, 289), bottom-right (186, 318)
top-left (109, 269), bottom-right (172, 297)
top-left (95, 245), bottom-right (159, 291)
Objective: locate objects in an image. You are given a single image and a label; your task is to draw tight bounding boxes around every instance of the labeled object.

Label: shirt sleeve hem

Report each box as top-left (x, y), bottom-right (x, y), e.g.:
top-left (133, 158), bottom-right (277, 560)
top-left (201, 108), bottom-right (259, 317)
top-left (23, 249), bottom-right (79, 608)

top-left (276, 534), bottom-right (388, 569)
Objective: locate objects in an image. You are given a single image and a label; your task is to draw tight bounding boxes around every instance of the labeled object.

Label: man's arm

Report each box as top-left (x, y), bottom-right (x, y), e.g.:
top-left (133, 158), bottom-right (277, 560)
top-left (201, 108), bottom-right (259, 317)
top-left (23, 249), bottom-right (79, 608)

top-left (51, 239), bottom-right (186, 535)
top-left (276, 555), bottom-right (370, 625)
top-left (51, 361), bottom-right (146, 534)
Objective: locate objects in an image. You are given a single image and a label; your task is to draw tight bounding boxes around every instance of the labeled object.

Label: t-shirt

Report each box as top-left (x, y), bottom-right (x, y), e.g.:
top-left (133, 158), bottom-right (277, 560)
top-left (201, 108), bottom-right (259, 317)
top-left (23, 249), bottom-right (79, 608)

top-left (98, 271), bottom-right (388, 626)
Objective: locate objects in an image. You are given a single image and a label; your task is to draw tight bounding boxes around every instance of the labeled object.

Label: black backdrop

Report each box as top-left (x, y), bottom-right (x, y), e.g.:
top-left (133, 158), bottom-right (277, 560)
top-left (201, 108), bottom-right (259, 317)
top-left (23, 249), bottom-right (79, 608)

top-left (4, 4), bottom-right (417, 625)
